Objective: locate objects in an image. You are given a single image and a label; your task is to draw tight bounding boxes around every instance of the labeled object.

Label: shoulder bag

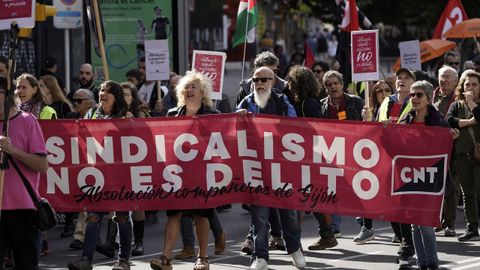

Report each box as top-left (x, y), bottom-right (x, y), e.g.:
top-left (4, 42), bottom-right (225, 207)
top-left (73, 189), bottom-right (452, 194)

top-left (9, 157), bottom-right (58, 232)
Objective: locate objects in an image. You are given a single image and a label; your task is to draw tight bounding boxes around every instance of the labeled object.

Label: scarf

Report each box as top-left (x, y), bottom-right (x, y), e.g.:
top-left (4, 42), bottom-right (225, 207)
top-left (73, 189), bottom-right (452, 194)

top-left (20, 99), bottom-right (43, 119)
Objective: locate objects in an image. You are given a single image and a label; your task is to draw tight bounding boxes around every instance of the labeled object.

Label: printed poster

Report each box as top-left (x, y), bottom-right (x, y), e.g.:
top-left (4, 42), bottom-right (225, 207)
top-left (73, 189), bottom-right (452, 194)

top-left (192, 50), bottom-right (227, 100)
top-left (351, 30), bottom-right (379, 82)
top-left (90, 1), bottom-right (173, 82)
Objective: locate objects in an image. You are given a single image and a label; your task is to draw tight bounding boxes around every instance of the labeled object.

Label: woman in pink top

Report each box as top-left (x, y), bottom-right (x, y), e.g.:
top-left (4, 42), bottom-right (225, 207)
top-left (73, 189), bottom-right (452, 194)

top-left (0, 76), bottom-right (48, 269)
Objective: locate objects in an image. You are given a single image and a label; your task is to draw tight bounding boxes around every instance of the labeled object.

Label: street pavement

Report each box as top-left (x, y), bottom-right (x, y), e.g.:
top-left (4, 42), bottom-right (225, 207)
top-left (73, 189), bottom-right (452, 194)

top-left (38, 205), bottom-right (480, 270)
top-left (26, 64), bottom-right (480, 269)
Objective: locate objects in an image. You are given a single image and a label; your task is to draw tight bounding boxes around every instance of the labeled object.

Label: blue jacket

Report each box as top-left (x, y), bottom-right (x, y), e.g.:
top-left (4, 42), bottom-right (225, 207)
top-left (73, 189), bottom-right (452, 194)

top-left (236, 91), bottom-right (296, 117)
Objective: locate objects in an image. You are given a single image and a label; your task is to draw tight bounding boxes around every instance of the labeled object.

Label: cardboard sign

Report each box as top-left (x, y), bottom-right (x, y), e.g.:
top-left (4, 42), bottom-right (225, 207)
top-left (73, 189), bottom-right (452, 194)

top-left (192, 50), bottom-right (227, 100)
top-left (351, 30), bottom-right (379, 82)
top-left (144, 39), bottom-right (170, 81)
top-left (399, 40), bottom-right (421, 71)
top-left (0, 0), bottom-right (35, 30)
top-left (53, 0), bottom-right (83, 29)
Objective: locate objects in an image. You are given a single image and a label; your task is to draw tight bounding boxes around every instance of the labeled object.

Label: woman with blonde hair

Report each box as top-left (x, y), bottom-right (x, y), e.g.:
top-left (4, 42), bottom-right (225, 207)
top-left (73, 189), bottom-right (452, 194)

top-left (39, 75), bottom-right (72, 118)
top-left (150, 71), bottom-right (219, 270)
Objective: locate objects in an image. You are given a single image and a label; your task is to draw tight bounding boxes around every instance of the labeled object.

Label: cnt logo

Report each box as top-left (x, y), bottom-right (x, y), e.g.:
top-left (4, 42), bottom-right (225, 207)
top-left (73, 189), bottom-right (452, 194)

top-left (391, 154), bottom-right (448, 196)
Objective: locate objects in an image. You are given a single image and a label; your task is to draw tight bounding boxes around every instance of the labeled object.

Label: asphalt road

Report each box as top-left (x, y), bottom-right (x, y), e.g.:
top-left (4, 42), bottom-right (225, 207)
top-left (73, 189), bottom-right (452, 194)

top-left (37, 205), bottom-right (480, 270)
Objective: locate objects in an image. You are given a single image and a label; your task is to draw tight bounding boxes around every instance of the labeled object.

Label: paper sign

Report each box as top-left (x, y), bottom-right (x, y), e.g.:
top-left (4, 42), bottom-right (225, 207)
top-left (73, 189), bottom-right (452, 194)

top-left (53, 0), bottom-right (83, 29)
top-left (0, 0), bottom-right (35, 30)
top-left (192, 50), bottom-right (227, 100)
top-left (399, 40), bottom-right (421, 71)
top-left (144, 39), bottom-right (170, 81)
top-left (351, 30), bottom-right (380, 82)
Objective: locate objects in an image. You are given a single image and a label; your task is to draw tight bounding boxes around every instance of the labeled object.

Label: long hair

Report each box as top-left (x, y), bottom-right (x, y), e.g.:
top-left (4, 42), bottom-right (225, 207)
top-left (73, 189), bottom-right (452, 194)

top-left (0, 76), bottom-right (16, 111)
top-left (287, 65), bottom-right (320, 103)
top-left (99, 80), bottom-right (128, 117)
top-left (40, 75), bottom-right (72, 107)
top-left (16, 73), bottom-right (45, 104)
top-left (176, 71), bottom-right (213, 108)
top-left (455, 70), bottom-right (480, 101)
top-left (121, 82), bottom-right (149, 117)
top-left (371, 80), bottom-right (393, 109)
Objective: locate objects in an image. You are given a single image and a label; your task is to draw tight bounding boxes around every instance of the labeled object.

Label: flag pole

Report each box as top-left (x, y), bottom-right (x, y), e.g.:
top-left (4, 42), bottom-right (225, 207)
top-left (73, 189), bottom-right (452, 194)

top-left (92, 0), bottom-right (109, 80)
top-left (0, 22), bottom-right (19, 217)
top-left (240, 0), bottom-right (251, 81)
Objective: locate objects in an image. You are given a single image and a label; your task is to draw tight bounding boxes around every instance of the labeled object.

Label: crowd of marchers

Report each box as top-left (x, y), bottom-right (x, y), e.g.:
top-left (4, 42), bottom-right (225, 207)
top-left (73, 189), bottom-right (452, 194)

top-left (1, 49), bottom-right (480, 270)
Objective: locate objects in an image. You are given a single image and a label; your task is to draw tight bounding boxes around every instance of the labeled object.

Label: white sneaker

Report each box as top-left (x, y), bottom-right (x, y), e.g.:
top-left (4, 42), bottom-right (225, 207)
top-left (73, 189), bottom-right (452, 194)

top-left (291, 249), bottom-right (306, 269)
top-left (249, 258), bottom-right (268, 270)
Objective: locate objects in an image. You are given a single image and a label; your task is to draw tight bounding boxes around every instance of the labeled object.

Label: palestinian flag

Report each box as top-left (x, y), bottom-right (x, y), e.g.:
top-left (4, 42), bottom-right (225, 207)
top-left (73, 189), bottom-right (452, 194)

top-left (232, 0), bottom-right (258, 48)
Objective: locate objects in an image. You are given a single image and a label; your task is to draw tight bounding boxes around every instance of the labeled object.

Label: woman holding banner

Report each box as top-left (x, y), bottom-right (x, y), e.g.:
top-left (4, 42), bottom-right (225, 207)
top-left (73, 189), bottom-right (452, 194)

top-left (286, 65), bottom-right (339, 251)
top-left (399, 80), bottom-right (451, 270)
top-left (122, 82), bottom-right (149, 256)
top-left (150, 71), bottom-right (219, 270)
top-left (67, 81), bottom-right (132, 270)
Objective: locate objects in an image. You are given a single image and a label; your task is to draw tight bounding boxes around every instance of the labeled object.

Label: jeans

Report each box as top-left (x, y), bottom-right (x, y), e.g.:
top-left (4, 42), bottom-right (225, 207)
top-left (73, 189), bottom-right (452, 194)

top-left (331, 214), bottom-right (341, 231)
top-left (251, 206), bottom-right (301, 261)
top-left (412, 225), bottom-right (438, 266)
top-left (180, 210), bottom-right (224, 247)
top-left (82, 211), bottom-right (132, 261)
top-left (0, 210), bottom-right (39, 270)
top-left (245, 208), bottom-right (282, 240)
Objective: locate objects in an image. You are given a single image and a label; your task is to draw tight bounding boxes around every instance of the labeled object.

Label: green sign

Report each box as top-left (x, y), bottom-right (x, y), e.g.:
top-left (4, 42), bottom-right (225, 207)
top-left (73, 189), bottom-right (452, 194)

top-left (91, 0), bottom-right (173, 82)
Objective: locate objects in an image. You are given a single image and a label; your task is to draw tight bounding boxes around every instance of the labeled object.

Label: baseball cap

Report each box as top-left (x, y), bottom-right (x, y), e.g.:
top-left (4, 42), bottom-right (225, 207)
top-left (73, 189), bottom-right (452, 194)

top-left (396, 68), bottom-right (416, 81)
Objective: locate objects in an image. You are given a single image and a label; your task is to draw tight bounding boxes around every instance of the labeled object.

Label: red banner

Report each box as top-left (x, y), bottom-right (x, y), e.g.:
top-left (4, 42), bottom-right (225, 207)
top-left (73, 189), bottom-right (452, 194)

top-left (39, 114), bottom-right (453, 227)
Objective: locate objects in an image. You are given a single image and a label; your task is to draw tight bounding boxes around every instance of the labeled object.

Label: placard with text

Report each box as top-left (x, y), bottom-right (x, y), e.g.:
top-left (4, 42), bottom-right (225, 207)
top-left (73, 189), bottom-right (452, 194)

top-left (192, 50), bottom-right (226, 100)
top-left (351, 30), bottom-right (379, 82)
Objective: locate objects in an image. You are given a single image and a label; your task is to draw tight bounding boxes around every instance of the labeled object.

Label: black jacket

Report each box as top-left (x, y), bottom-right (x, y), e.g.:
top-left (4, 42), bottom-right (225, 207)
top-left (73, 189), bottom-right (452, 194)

top-left (319, 93), bottom-right (364, 120)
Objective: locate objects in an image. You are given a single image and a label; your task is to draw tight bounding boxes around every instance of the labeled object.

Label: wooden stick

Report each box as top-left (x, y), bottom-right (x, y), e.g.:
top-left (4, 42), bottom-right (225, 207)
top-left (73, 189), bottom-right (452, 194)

top-left (92, 0), bottom-right (109, 80)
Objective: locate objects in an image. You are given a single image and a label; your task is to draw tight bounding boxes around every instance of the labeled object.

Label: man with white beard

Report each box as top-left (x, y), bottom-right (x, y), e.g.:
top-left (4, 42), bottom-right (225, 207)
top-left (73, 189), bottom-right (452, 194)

top-left (236, 67), bottom-right (305, 270)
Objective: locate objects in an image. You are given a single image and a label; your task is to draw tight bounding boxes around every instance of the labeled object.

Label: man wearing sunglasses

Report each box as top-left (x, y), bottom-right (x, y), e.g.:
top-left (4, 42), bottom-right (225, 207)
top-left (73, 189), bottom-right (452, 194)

top-left (237, 67), bottom-right (305, 270)
top-left (235, 51), bottom-right (288, 106)
top-left (68, 89), bottom-right (96, 119)
top-left (444, 51), bottom-right (461, 73)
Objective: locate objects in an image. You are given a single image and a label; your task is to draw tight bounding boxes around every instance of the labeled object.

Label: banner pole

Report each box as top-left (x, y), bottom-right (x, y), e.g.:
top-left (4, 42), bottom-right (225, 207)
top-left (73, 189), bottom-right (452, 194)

top-left (240, 0), bottom-right (252, 81)
top-left (0, 22), bottom-right (19, 217)
top-left (92, 0), bottom-right (109, 80)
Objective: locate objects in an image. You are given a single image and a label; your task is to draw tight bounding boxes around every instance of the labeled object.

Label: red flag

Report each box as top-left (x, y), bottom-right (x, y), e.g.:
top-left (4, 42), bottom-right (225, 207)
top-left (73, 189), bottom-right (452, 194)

top-left (303, 41), bottom-right (315, 68)
top-left (339, 0), bottom-right (360, 32)
top-left (432, 0), bottom-right (468, 39)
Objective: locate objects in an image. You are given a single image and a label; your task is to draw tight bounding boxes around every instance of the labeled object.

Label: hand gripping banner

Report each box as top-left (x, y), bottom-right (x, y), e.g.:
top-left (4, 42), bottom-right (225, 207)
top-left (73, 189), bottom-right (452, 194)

top-left (39, 114), bottom-right (453, 227)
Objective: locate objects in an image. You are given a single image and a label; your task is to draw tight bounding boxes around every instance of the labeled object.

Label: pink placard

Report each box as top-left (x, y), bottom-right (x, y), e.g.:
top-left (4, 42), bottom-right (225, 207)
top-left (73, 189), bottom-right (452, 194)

top-left (351, 30), bottom-right (379, 82)
top-left (192, 50), bottom-right (226, 100)
top-left (0, 0), bottom-right (35, 30)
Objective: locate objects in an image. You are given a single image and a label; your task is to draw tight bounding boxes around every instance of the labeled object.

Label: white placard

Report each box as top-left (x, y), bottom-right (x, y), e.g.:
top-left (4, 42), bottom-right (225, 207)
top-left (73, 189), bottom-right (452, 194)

top-left (144, 39), bottom-right (170, 81)
top-left (53, 0), bottom-right (83, 29)
top-left (0, 0), bottom-right (35, 30)
top-left (399, 40), bottom-right (421, 71)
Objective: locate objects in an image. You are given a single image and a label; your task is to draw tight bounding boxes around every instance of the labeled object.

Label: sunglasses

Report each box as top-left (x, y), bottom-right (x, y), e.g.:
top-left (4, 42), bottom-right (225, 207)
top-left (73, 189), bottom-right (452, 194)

top-left (313, 69), bottom-right (324, 74)
top-left (72, 98), bottom-right (88, 104)
top-left (447, 62), bottom-right (460, 66)
top-left (252, 77), bottom-right (273, 83)
top-left (409, 92), bottom-right (425, 98)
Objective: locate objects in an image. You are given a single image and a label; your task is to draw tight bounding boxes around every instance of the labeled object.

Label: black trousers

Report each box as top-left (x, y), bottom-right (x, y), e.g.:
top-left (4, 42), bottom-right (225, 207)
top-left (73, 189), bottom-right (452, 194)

top-left (0, 209), bottom-right (39, 270)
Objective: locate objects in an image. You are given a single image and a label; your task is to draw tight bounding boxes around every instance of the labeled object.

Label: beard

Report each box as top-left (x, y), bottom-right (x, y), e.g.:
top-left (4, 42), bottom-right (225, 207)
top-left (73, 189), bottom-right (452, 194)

top-left (80, 78), bottom-right (93, 88)
top-left (254, 88), bottom-right (271, 109)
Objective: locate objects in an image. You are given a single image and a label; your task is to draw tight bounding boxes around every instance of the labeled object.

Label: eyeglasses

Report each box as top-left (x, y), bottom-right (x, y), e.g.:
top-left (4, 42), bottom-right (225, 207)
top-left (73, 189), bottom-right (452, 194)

top-left (72, 98), bottom-right (88, 104)
top-left (447, 62), bottom-right (460, 66)
top-left (376, 88), bottom-right (392, 93)
top-left (313, 69), bottom-right (324, 74)
top-left (409, 92), bottom-right (425, 98)
top-left (252, 77), bottom-right (273, 83)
